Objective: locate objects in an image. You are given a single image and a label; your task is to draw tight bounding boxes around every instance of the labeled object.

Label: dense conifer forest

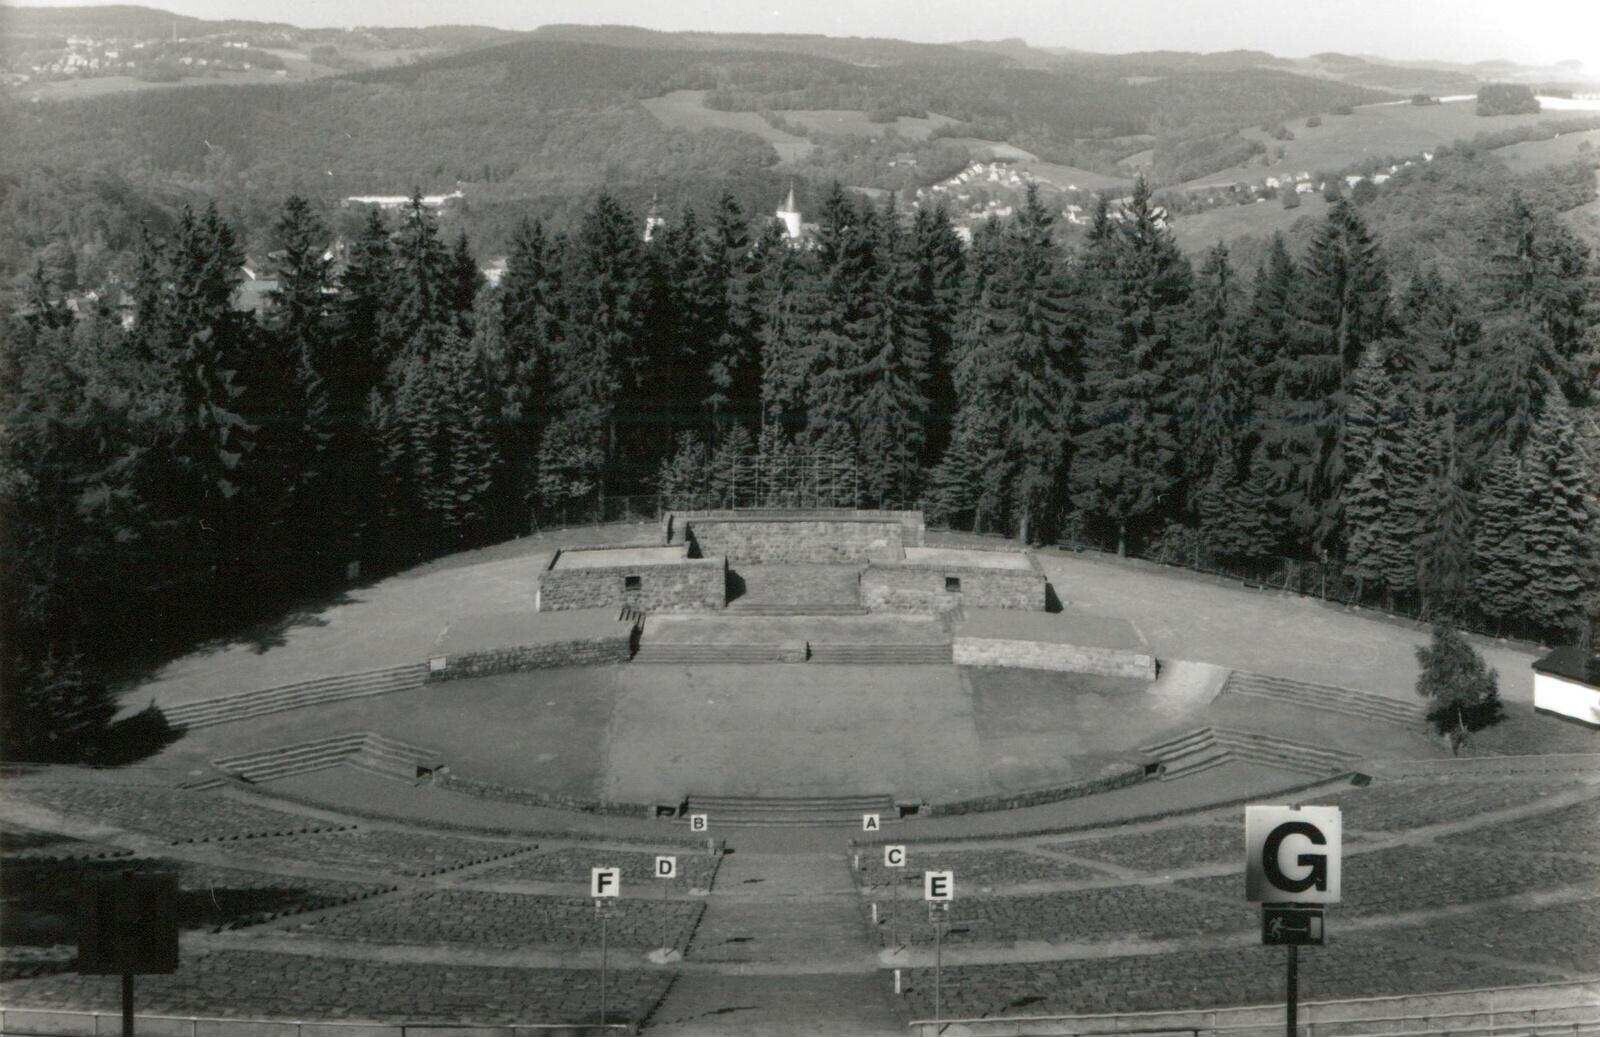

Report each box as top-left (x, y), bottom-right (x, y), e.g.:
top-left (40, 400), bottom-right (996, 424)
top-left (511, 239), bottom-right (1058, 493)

top-left (3, 151), bottom-right (1597, 759)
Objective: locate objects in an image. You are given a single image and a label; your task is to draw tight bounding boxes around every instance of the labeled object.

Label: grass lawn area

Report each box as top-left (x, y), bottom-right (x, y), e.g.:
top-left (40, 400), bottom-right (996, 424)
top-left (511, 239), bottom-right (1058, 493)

top-left (968, 667), bottom-right (1165, 789)
top-left (154, 667), bottom-right (621, 798)
top-left (1169, 192), bottom-right (1330, 255)
top-left (1182, 101), bottom-right (1575, 189)
top-left (640, 90), bottom-right (814, 162)
top-left (782, 107), bottom-right (958, 141)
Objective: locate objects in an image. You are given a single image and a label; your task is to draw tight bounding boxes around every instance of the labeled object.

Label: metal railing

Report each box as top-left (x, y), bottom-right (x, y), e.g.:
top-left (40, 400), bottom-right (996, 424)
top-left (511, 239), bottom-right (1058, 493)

top-left (903, 978), bottom-right (1600, 1037)
top-left (0, 1008), bottom-right (635, 1037)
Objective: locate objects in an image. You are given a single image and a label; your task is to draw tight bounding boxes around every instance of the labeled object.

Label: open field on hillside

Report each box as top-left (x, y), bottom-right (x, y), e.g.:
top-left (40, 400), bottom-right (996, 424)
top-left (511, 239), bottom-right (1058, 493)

top-left (640, 89), bottom-right (814, 162)
top-left (1494, 128), bottom-right (1600, 172)
top-left (1563, 170), bottom-right (1600, 249)
top-left (1016, 159), bottom-right (1131, 192)
top-left (1167, 191), bottom-right (1330, 253)
top-left (1183, 100), bottom-right (1579, 188)
top-left (7, 70), bottom-right (297, 101)
top-left (940, 137), bottom-right (1039, 161)
top-left (780, 107), bottom-right (958, 140)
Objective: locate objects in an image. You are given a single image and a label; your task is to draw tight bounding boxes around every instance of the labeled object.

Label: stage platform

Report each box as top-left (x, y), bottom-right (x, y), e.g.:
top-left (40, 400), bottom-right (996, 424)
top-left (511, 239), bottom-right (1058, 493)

top-left (434, 607), bottom-right (627, 656)
top-left (642, 612), bottom-right (948, 646)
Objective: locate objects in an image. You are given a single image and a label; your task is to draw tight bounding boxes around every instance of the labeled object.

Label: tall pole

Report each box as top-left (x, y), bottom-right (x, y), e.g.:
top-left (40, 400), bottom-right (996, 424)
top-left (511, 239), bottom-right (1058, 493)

top-left (933, 910), bottom-right (943, 1035)
top-left (599, 902), bottom-right (609, 1031)
top-left (1286, 944), bottom-right (1299, 1037)
top-left (121, 973), bottom-right (134, 1037)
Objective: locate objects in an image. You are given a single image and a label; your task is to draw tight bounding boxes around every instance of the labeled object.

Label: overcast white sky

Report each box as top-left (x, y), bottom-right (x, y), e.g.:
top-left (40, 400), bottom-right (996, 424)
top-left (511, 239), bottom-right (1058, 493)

top-left (8, 0), bottom-right (1599, 69)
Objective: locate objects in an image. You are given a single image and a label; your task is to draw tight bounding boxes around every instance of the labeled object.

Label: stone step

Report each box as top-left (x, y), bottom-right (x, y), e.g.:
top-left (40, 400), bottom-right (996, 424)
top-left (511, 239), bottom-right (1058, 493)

top-left (807, 644), bottom-right (952, 664)
top-left (684, 793), bottom-right (894, 827)
top-left (1223, 672), bottom-right (1423, 725)
top-left (633, 645), bottom-right (803, 664)
top-left (164, 665), bottom-right (428, 728)
top-left (1226, 679), bottom-right (1422, 723)
top-left (214, 733), bottom-right (442, 784)
top-left (725, 603), bottom-right (868, 616)
top-left (1162, 749), bottom-right (1234, 780)
top-left (1139, 727), bottom-right (1216, 758)
top-left (1213, 729), bottom-right (1361, 774)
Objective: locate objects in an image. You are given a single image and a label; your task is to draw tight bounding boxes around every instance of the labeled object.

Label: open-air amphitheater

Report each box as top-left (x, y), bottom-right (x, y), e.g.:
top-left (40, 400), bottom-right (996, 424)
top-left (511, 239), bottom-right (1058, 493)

top-left (2, 508), bottom-right (1597, 1036)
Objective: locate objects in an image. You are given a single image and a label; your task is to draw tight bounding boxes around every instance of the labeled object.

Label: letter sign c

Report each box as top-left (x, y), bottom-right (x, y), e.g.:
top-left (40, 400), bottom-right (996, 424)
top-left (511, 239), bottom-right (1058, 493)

top-left (1263, 821), bottom-right (1328, 893)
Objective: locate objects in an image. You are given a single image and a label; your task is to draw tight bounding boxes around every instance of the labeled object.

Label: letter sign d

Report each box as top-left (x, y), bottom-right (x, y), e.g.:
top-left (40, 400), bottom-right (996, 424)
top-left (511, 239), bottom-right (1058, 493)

top-left (591, 867), bottom-right (620, 899)
top-left (655, 856), bottom-right (677, 880)
top-left (1245, 805), bottom-right (1341, 904)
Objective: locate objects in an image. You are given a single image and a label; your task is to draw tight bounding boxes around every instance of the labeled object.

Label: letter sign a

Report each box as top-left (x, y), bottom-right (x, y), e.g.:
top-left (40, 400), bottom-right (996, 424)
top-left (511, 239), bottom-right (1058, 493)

top-left (884, 845), bottom-right (906, 868)
top-left (923, 870), bottom-right (954, 902)
top-left (1245, 805), bottom-right (1341, 904)
top-left (591, 867), bottom-right (621, 899)
top-left (863, 813), bottom-right (881, 832)
top-left (689, 814), bottom-right (708, 833)
top-left (655, 856), bottom-right (677, 880)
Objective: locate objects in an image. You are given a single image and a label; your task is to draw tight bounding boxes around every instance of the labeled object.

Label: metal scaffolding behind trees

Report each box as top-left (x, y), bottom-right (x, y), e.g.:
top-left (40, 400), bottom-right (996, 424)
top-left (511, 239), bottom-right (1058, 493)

top-left (662, 450), bottom-right (862, 510)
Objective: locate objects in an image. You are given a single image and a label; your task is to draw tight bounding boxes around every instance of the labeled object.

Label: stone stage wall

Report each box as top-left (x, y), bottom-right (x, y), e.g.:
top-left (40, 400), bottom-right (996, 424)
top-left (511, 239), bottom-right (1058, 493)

top-left (861, 556), bottom-right (1048, 612)
top-left (536, 551), bottom-right (725, 612)
top-left (679, 517), bottom-right (909, 564)
top-left (951, 637), bottom-right (1158, 680)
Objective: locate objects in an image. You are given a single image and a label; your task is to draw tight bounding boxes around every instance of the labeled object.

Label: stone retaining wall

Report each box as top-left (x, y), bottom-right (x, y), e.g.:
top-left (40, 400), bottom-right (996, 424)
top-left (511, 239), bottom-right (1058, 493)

top-left (862, 564), bottom-right (1046, 612)
top-left (428, 636), bottom-right (633, 681)
top-left (536, 553), bottom-right (725, 612)
top-left (952, 638), bottom-right (1157, 680)
top-left (922, 765), bottom-right (1150, 817)
top-left (681, 517), bottom-right (907, 564)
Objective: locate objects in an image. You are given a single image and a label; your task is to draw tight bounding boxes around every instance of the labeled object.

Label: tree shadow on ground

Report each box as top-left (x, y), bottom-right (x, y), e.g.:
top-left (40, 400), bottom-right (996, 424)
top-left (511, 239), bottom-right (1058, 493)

top-left (96, 706), bottom-right (186, 766)
top-left (725, 569), bottom-right (748, 604)
top-left (1044, 582), bottom-right (1064, 613)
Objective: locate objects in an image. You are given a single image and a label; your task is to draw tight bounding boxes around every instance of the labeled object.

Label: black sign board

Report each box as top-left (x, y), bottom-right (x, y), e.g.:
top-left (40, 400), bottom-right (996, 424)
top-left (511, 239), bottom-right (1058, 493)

top-left (1262, 904), bottom-right (1324, 946)
top-left (77, 870), bottom-right (180, 975)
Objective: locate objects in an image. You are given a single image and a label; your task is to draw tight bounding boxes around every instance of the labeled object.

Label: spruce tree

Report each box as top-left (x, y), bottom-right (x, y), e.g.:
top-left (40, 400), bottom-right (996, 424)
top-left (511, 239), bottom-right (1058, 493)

top-left (855, 196), bottom-right (929, 508)
top-left (1072, 177), bottom-right (1189, 553)
top-left (1470, 447), bottom-right (1529, 630)
top-left (908, 204), bottom-right (965, 469)
top-left (255, 195), bottom-right (335, 584)
top-left (1183, 243), bottom-right (1246, 510)
top-left (388, 191), bottom-right (452, 365)
top-left (1465, 313), bottom-right (1559, 461)
top-left (1267, 200), bottom-right (1390, 560)
top-left (447, 230), bottom-right (482, 334)
top-left (1519, 398), bottom-right (1599, 637)
top-left (1414, 625), bottom-right (1505, 752)
top-left (703, 192), bottom-right (761, 436)
top-left (561, 192), bottom-right (649, 497)
top-left (1493, 192), bottom-right (1595, 406)
top-left (498, 218), bottom-right (563, 517)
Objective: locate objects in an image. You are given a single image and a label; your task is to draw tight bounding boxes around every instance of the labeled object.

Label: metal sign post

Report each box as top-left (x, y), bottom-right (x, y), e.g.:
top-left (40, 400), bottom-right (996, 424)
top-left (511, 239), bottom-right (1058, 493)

top-left (884, 845), bottom-right (906, 947)
top-left (1246, 806), bottom-right (1341, 1037)
top-left (654, 856), bottom-right (677, 954)
top-left (78, 871), bottom-right (180, 1037)
top-left (924, 871), bottom-right (954, 1034)
top-left (590, 867), bottom-right (620, 1030)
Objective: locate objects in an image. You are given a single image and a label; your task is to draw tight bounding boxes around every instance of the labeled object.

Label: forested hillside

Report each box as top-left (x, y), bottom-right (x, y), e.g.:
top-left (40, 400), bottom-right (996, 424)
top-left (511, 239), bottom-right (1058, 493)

top-left (5, 137), bottom-right (1596, 759)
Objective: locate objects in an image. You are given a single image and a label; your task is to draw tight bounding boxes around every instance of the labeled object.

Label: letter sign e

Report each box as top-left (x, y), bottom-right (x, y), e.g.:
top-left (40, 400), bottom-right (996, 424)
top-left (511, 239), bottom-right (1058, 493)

top-left (924, 870), bottom-right (953, 902)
